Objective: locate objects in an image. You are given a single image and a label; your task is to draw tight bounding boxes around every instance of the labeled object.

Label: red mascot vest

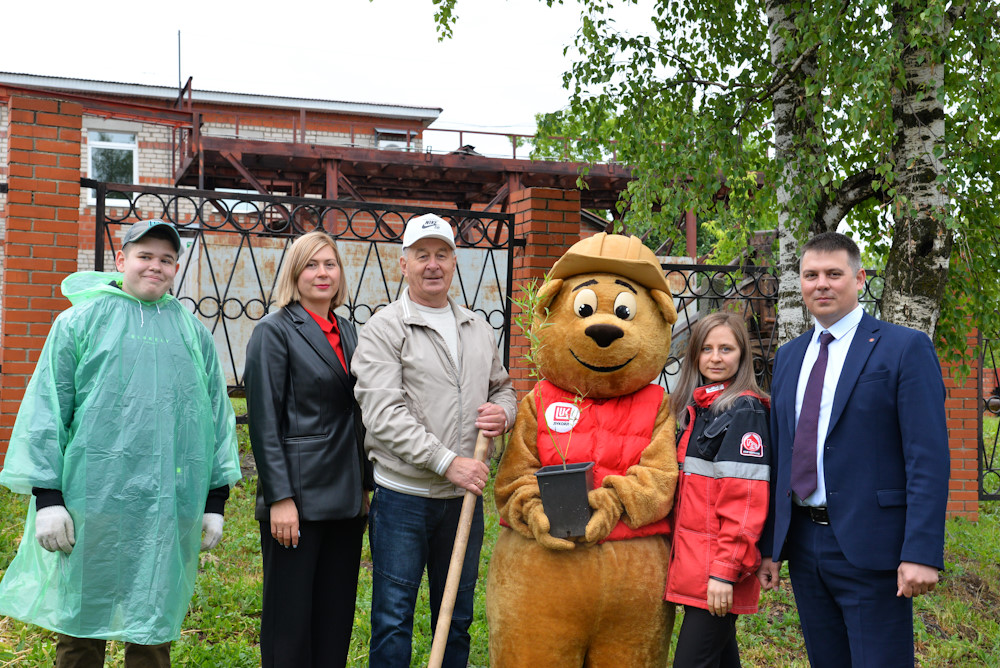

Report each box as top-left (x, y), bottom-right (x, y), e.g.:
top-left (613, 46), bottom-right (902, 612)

top-left (535, 380), bottom-right (671, 542)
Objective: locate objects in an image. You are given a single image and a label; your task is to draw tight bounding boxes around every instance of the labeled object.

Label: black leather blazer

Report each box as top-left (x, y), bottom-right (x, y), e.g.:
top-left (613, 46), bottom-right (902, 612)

top-left (245, 302), bottom-right (371, 522)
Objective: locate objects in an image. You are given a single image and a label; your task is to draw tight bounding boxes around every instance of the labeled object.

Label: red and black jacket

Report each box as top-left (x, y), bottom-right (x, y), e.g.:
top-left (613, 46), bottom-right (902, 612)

top-left (664, 383), bottom-right (770, 614)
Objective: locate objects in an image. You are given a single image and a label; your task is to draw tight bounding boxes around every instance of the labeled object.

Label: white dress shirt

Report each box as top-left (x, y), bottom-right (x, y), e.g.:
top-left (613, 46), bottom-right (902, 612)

top-left (794, 305), bottom-right (864, 507)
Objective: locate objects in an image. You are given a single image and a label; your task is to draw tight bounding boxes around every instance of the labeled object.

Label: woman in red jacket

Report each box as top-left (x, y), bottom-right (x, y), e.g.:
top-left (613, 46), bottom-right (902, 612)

top-left (664, 311), bottom-right (770, 667)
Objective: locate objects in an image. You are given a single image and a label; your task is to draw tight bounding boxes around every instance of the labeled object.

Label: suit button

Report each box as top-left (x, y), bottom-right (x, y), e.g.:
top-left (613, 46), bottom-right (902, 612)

top-left (786, 490), bottom-right (791, 497)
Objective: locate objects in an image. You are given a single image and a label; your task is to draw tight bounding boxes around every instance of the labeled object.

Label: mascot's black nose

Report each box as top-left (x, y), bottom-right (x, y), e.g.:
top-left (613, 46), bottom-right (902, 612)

top-left (585, 324), bottom-right (625, 348)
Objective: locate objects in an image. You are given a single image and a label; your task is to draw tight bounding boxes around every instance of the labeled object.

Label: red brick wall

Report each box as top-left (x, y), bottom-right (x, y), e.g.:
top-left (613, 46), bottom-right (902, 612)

top-left (943, 331), bottom-right (981, 521)
top-left (0, 95), bottom-right (82, 456)
top-left (508, 187), bottom-right (582, 398)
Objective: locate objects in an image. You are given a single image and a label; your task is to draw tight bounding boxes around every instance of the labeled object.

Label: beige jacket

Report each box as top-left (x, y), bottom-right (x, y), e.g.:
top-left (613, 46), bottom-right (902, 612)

top-left (352, 288), bottom-right (517, 498)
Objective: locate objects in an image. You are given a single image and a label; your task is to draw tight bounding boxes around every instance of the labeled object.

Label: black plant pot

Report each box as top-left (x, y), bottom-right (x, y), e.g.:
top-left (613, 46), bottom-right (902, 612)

top-left (535, 461), bottom-right (595, 538)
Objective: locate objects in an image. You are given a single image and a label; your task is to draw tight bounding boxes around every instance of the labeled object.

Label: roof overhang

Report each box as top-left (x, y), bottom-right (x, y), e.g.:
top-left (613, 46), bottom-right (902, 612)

top-left (0, 71), bottom-right (441, 125)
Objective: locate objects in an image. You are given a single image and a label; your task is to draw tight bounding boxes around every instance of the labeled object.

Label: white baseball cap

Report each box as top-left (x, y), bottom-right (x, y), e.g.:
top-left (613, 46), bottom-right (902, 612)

top-left (402, 214), bottom-right (456, 250)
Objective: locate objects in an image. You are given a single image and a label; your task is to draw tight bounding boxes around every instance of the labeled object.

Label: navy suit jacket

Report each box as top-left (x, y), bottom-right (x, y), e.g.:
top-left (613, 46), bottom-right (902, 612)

top-left (765, 311), bottom-right (949, 571)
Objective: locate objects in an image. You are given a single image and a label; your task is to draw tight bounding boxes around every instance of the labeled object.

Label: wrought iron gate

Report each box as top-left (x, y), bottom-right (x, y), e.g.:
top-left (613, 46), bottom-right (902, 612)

top-left (85, 179), bottom-right (516, 391)
top-left (981, 333), bottom-right (1000, 499)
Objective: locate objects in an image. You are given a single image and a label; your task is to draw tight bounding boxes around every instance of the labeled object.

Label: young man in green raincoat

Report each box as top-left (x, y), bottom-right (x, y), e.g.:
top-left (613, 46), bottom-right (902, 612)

top-left (0, 219), bottom-right (242, 667)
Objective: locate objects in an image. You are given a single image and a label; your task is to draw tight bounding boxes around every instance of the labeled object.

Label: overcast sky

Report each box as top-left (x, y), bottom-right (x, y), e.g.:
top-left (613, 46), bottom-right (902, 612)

top-left (4, 0), bottom-right (652, 156)
top-left (1, 3), bottom-right (869, 259)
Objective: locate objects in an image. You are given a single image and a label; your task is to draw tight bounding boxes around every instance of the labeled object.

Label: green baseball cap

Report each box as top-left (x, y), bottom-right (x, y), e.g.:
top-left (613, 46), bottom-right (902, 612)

top-left (121, 219), bottom-right (184, 256)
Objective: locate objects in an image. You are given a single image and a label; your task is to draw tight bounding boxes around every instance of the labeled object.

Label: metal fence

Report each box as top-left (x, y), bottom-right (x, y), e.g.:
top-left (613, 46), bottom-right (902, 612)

top-left (981, 334), bottom-right (1000, 499)
top-left (85, 179), bottom-right (517, 390)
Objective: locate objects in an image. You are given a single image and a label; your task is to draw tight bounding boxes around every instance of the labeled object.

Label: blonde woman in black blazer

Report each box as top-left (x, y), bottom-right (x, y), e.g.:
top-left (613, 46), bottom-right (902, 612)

top-left (245, 231), bottom-right (371, 668)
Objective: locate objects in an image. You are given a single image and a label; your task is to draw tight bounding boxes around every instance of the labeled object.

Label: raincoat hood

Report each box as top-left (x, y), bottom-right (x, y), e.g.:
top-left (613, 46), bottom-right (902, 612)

top-left (61, 270), bottom-right (173, 307)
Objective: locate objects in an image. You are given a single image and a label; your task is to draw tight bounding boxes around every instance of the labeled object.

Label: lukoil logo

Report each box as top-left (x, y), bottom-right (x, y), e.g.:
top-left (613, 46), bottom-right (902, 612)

top-left (544, 401), bottom-right (581, 433)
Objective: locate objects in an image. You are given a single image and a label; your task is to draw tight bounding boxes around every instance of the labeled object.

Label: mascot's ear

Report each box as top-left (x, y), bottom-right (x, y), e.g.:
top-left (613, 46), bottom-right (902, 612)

top-left (534, 279), bottom-right (564, 320)
top-left (651, 289), bottom-right (678, 326)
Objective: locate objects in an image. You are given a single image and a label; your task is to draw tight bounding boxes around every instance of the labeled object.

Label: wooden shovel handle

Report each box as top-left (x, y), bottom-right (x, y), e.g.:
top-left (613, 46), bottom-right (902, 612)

top-left (427, 431), bottom-right (491, 668)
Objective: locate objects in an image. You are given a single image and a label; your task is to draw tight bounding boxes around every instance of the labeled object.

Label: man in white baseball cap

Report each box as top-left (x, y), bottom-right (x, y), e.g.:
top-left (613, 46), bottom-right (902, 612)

top-left (401, 213), bottom-right (457, 251)
top-left (352, 212), bottom-right (515, 666)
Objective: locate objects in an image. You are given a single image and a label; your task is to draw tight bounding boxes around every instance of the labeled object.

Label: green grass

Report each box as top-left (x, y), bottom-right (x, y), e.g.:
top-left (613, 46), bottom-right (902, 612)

top-left (1, 414), bottom-right (1000, 666)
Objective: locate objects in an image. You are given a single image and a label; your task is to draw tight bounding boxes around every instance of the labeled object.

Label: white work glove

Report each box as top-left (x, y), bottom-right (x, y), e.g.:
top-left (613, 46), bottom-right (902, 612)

top-left (35, 505), bottom-right (75, 554)
top-left (201, 513), bottom-right (224, 551)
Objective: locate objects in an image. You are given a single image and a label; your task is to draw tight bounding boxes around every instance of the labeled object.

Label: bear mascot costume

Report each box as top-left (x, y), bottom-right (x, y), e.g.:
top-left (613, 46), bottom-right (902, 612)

top-left (486, 233), bottom-right (679, 667)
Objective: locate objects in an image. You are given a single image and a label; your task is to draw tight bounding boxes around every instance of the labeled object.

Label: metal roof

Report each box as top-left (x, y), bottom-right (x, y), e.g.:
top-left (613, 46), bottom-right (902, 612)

top-left (0, 71), bottom-right (441, 123)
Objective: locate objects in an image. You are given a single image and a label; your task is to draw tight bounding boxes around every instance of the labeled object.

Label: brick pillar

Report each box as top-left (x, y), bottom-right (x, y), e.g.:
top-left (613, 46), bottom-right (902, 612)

top-left (508, 187), bottom-right (582, 399)
top-left (0, 95), bottom-right (82, 463)
top-left (942, 329), bottom-right (981, 521)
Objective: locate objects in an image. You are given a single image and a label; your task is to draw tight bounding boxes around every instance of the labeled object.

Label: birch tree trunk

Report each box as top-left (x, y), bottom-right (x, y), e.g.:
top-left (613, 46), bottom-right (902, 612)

top-left (879, 1), bottom-right (953, 338)
top-left (767, 0), bottom-right (827, 344)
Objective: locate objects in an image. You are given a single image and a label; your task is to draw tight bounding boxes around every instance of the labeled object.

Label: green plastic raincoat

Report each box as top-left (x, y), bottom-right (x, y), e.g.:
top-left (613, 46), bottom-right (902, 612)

top-left (0, 271), bottom-right (242, 645)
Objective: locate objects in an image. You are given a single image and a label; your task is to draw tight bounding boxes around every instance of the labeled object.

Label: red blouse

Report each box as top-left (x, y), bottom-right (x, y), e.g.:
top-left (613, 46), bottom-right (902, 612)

top-left (304, 307), bottom-right (347, 372)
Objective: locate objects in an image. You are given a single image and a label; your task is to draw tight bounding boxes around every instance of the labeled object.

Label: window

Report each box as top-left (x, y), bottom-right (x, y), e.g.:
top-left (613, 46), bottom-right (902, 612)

top-left (88, 130), bottom-right (138, 201)
top-left (216, 187), bottom-right (260, 215)
top-left (375, 128), bottom-right (414, 151)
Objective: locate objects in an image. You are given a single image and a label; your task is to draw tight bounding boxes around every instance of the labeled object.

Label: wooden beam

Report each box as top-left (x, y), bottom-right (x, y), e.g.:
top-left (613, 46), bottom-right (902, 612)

top-left (458, 183), bottom-right (509, 242)
top-left (481, 183), bottom-right (510, 213)
top-left (506, 172), bottom-right (522, 203)
top-left (326, 160), bottom-right (339, 199)
top-left (220, 150), bottom-right (271, 195)
top-left (300, 167), bottom-right (322, 195)
top-left (337, 174), bottom-right (366, 202)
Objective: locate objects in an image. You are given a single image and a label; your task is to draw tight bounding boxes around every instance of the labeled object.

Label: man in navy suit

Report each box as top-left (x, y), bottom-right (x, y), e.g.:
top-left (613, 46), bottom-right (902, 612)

top-left (757, 232), bottom-right (949, 666)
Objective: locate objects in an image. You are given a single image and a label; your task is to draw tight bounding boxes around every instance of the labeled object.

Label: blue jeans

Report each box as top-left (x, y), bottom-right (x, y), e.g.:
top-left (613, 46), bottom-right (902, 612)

top-left (368, 485), bottom-right (484, 668)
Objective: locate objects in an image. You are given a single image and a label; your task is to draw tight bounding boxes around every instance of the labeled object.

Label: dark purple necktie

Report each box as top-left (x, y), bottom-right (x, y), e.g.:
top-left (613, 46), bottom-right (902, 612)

top-left (791, 331), bottom-right (835, 500)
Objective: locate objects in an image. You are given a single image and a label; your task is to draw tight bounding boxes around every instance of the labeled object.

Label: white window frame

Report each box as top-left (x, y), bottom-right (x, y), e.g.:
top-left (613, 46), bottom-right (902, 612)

top-left (86, 120), bottom-right (140, 205)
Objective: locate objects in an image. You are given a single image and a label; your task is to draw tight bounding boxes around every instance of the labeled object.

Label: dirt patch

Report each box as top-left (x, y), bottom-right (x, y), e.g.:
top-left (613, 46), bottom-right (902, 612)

top-left (241, 451), bottom-right (257, 477)
top-left (952, 570), bottom-right (1000, 617)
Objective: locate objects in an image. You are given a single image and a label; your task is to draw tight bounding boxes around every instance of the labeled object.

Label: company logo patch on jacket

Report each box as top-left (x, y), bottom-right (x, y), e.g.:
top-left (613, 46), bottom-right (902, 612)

top-left (544, 402), bottom-right (581, 433)
top-left (739, 432), bottom-right (764, 457)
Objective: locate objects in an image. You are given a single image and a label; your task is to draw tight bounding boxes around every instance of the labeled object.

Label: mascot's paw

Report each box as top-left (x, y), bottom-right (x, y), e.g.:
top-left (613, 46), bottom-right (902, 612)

top-left (527, 503), bottom-right (576, 551)
top-left (582, 487), bottom-right (625, 545)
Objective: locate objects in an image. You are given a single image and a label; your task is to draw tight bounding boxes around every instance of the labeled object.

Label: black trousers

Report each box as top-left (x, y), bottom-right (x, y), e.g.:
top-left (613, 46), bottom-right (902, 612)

top-left (56, 634), bottom-right (170, 668)
top-left (672, 605), bottom-right (741, 668)
top-left (259, 516), bottom-right (366, 668)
